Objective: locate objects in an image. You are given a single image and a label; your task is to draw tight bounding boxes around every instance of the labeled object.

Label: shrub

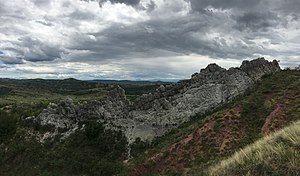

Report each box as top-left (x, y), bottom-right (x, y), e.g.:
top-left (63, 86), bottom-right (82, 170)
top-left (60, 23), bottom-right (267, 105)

top-left (0, 110), bottom-right (17, 143)
top-left (84, 122), bottom-right (105, 139)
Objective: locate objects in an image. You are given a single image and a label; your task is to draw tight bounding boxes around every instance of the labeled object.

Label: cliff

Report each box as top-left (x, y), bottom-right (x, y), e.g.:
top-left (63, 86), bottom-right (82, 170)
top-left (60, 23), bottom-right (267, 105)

top-left (34, 58), bottom-right (280, 143)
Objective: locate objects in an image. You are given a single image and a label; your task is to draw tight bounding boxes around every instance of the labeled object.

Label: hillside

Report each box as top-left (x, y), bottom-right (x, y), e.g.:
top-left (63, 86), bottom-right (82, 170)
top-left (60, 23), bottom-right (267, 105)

top-left (205, 120), bottom-right (300, 176)
top-left (0, 79), bottom-right (165, 175)
top-left (132, 69), bottom-right (300, 175)
top-left (0, 59), bottom-right (299, 176)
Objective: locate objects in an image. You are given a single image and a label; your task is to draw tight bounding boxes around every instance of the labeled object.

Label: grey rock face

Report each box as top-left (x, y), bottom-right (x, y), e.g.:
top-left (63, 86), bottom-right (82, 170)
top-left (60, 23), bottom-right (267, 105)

top-left (36, 86), bottom-right (130, 141)
top-left (34, 58), bottom-right (280, 143)
top-left (240, 58), bottom-right (280, 81)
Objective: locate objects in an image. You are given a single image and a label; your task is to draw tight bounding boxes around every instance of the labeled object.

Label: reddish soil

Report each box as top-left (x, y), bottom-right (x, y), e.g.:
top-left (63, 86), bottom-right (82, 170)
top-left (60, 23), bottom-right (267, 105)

top-left (216, 106), bottom-right (244, 153)
top-left (133, 74), bottom-right (300, 176)
top-left (133, 80), bottom-right (300, 176)
top-left (133, 106), bottom-right (246, 176)
top-left (262, 104), bottom-right (286, 135)
top-left (262, 82), bottom-right (300, 135)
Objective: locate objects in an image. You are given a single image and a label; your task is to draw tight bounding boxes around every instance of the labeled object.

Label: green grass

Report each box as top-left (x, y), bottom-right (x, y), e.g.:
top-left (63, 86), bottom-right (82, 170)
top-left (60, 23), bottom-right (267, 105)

top-left (206, 120), bottom-right (300, 176)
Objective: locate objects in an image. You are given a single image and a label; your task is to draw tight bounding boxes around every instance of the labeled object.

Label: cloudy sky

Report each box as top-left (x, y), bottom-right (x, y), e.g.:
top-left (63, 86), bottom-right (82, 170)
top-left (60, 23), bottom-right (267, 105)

top-left (0, 0), bottom-right (299, 80)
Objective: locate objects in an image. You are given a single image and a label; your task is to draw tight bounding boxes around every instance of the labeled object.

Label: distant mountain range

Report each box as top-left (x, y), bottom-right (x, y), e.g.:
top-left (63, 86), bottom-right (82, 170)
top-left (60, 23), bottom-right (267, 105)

top-left (0, 78), bottom-right (173, 85)
top-left (89, 79), bottom-right (173, 85)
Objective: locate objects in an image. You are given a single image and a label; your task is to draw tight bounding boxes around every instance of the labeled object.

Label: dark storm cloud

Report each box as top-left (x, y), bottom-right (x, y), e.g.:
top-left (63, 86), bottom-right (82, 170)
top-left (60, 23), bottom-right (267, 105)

top-left (0, 65), bottom-right (7, 68)
top-left (0, 37), bottom-right (64, 64)
top-left (0, 0), bottom-right (299, 79)
top-left (189, 0), bottom-right (262, 11)
top-left (35, 20), bottom-right (54, 26)
top-left (68, 16), bottom-right (209, 61)
top-left (145, 0), bottom-right (156, 12)
top-left (3, 0), bottom-right (293, 66)
top-left (275, 0), bottom-right (300, 14)
top-left (189, 0), bottom-right (300, 17)
top-left (83, 0), bottom-right (140, 6)
top-left (69, 10), bottom-right (96, 21)
top-left (0, 2), bottom-right (8, 15)
top-left (234, 11), bottom-right (280, 32)
top-left (17, 37), bottom-right (64, 62)
top-left (0, 55), bottom-right (24, 64)
top-left (68, 13), bottom-right (265, 63)
top-left (137, 0), bottom-right (156, 12)
top-left (33, 0), bottom-right (51, 7)
top-left (109, 0), bottom-right (140, 5)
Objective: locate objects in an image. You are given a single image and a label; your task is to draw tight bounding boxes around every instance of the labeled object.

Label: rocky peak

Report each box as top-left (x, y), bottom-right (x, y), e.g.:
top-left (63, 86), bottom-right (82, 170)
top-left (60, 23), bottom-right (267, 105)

top-left (240, 57), bottom-right (280, 81)
top-left (200, 63), bottom-right (226, 73)
top-left (105, 85), bottom-right (128, 102)
top-left (32, 58), bottom-right (281, 143)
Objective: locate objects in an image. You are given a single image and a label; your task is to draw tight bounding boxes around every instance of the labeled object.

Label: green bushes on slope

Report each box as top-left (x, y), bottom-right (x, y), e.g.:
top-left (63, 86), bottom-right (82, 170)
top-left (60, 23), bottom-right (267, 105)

top-left (0, 110), bottom-right (17, 143)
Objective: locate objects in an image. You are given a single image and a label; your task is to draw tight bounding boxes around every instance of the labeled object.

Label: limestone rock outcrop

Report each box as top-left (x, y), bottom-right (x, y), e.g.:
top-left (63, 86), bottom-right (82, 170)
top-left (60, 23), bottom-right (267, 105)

top-left (240, 58), bottom-right (280, 81)
top-left (34, 58), bottom-right (280, 143)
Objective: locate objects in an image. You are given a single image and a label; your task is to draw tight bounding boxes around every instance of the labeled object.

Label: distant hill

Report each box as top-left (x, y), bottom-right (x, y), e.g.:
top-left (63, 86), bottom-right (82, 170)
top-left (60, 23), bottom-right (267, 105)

top-left (0, 78), bottom-right (16, 81)
top-left (0, 78), bottom-right (165, 105)
top-left (89, 79), bottom-right (173, 85)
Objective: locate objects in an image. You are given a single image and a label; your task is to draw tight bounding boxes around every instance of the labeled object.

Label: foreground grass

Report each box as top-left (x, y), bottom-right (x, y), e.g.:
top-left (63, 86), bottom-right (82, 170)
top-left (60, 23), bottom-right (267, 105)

top-left (206, 120), bottom-right (300, 176)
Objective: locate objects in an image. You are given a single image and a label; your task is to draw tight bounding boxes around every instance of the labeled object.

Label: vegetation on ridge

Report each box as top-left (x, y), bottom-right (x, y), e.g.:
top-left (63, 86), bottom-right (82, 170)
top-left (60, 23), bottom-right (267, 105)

top-left (0, 78), bottom-right (163, 176)
top-left (131, 70), bottom-right (300, 175)
top-left (206, 120), bottom-right (300, 176)
top-left (0, 70), bottom-right (299, 176)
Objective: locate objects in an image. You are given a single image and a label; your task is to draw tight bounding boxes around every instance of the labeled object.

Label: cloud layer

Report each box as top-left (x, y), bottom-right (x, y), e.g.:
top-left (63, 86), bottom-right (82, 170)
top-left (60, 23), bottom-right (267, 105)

top-left (0, 0), bottom-right (299, 80)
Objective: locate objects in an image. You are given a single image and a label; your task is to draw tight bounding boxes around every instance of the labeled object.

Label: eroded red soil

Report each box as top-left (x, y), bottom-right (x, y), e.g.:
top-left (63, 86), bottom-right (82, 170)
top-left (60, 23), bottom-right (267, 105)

top-left (133, 106), bottom-right (246, 176)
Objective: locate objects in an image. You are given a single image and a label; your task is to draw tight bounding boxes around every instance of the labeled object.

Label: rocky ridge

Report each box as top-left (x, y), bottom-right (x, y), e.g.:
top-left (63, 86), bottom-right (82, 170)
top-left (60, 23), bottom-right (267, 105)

top-left (33, 58), bottom-right (280, 143)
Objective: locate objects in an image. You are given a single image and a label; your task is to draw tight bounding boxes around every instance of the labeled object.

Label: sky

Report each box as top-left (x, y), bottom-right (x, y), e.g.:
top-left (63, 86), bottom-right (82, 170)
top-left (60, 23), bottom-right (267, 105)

top-left (0, 0), bottom-right (299, 80)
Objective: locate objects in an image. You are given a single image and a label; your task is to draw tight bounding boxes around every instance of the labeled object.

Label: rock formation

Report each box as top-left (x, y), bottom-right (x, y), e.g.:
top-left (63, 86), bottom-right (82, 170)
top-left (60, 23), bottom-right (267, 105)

top-left (33, 58), bottom-right (280, 143)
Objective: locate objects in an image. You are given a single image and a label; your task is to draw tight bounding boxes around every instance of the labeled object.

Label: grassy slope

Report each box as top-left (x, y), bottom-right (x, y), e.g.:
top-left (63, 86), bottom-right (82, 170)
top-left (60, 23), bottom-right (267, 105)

top-left (206, 120), bottom-right (300, 176)
top-left (0, 78), bottom-right (108, 106)
top-left (131, 70), bottom-right (300, 175)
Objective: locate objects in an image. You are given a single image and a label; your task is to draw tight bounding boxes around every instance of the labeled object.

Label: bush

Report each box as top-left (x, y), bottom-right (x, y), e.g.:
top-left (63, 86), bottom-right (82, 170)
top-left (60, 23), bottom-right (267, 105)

top-left (130, 137), bottom-right (151, 157)
top-left (84, 122), bottom-right (105, 139)
top-left (0, 86), bottom-right (11, 96)
top-left (0, 110), bottom-right (17, 143)
top-left (92, 159), bottom-right (123, 176)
